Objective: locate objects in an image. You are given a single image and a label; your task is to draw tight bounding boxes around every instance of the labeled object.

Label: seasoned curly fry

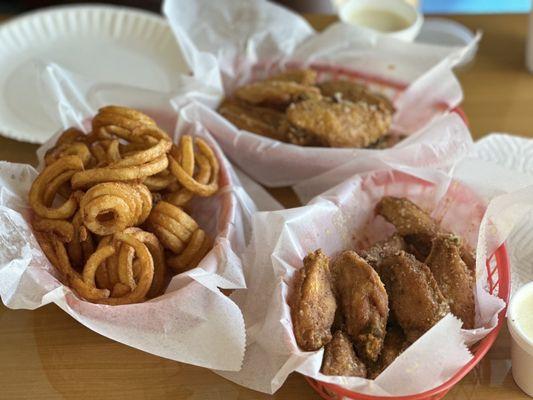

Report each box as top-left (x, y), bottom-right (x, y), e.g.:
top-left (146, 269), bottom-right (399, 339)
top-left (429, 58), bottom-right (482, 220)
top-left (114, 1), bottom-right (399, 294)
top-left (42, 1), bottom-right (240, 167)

top-left (30, 106), bottom-right (219, 305)
top-left (80, 182), bottom-right (152, 235)
top-left (32, 218), bottom-right (74, 243)
top-left (71, 154), bottom-right (168, 189)
top-left (167, 229), bottom-right (211, 272)
top-left (97, 232), bottom-right (154, 305)
top-left (168, 136), bottom-right (219, 197)
top-left (67, 212), bottom-right (95, 270)
top-left (45, 141), bottom-right (92, 167)
top-left (29, 155), bottom-right (84, 219)
top-left (147, 201), bottom-right (198, 253)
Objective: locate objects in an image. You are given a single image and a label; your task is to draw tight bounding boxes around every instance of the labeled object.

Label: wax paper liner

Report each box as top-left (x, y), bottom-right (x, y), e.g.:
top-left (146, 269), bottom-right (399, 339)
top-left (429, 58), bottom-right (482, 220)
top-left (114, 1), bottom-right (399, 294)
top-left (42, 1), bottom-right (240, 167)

top-left (215, 150), bottom-right (522, 395)
top-left (163, 0), bottom-right (480, 187)
top-left (0, 62), bottom-right (271, 371)
top-left (461, 133), bottom-right (533, 296)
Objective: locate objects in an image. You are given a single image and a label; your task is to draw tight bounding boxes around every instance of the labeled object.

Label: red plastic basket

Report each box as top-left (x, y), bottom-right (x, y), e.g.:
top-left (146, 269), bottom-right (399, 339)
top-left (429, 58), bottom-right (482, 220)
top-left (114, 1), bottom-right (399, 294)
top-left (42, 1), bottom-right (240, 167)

top-left (305, 244), bottom-right (510, 400)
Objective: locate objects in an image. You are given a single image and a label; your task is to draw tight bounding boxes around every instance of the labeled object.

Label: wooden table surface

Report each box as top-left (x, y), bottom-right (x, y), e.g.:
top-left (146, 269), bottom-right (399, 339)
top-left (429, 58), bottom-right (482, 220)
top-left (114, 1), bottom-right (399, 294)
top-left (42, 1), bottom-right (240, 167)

top-left (0, 12), bottom-right (530, 400)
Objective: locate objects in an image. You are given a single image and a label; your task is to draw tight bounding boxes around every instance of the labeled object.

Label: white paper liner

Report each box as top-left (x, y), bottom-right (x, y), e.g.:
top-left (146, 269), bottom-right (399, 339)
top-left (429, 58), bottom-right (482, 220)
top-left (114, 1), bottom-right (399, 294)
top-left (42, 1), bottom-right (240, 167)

top-left (162, 0), bottom-right (480, 187)
top-left (217, 156), bottom-right (515, 395)
top-left (0, 62), bottom-right (268, 371)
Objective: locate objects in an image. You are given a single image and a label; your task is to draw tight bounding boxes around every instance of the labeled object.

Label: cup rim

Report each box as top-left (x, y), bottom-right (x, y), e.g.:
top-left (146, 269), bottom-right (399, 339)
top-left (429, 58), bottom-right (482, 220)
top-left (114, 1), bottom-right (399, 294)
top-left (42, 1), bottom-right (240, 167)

top-left (508, 281), bottom-right (533, 350)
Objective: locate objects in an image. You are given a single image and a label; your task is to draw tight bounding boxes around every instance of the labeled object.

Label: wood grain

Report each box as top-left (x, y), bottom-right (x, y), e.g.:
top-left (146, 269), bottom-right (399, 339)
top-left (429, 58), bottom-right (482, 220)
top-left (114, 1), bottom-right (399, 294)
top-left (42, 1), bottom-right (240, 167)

top-left (0, 12), bottom-right (530, 400)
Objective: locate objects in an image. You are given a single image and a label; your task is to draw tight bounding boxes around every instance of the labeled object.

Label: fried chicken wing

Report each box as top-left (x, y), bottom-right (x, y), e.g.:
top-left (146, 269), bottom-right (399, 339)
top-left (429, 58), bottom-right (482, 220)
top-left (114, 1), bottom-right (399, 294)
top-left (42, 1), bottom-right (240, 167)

top-left (292, 249), bottom-right (337, 351)
top-left (425, 234), bottom-right (475, 329)
top-left (321, 330), bottom-right (367, 377)
top-left (318, 80), bottom-right (395, 114)
top-left (368, 325), bottom-right (408, 379)
top-left (218, 99), bottom-right (287, 141)
top-left (285, 98), bottom-right (391, 148)
top-left (234, 80), bottom-right (321, 110)
top-left (380, 251), bottom-right (450, 342)
top-left (376, 196), bottom-right (477, 275)
top-left (361, 234), bottom-right (406, 277)
top-left (266, 69), bottom-right (318, 85)
top-left (366, 133), bottom-right (407, 149)
top-left (375, 196), bottom-right (439, 258)
top-left (331, 251), bottom-right (388, 362)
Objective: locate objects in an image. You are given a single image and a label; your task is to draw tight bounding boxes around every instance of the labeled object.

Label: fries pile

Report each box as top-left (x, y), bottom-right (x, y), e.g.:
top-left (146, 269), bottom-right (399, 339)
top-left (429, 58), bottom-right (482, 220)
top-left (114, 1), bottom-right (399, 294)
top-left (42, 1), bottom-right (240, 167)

top-left (29, 106), bottom-right (220, 305)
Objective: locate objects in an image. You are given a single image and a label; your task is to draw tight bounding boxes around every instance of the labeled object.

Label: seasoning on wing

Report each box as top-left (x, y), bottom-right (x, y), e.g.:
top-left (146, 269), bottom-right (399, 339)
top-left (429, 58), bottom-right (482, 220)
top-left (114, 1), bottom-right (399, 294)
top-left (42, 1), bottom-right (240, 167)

top-left (361, 234), bottom-right (406, 277)
top-left (292, 249), bottom-right (337, 351)
top-left (218, 99), bottom-right (287, 141)
top-left (375, 196), bottom-right (439, 258)
top-left (234, 80), bottom-right (321, 110)
top-left (368, 325), bottom-right (408, 379)
top-left (425, 234), bottom-right (475, 329)
top-left (375, 196), bottom-right (477, 274)
top-left (331, 250), bottom-right (388, 362)
top-left (285, 98), bottom-right (392, 148)
top-left (318, 80), bottom-right (395, 114)
top-left (321, 330), bottom-right (367, 377)
top-left (367, 133), bottom-right (407, 149)
top-left (380, 251), bottom-right (450, 342)
top-left (265, 69), bottom-right (318, 85)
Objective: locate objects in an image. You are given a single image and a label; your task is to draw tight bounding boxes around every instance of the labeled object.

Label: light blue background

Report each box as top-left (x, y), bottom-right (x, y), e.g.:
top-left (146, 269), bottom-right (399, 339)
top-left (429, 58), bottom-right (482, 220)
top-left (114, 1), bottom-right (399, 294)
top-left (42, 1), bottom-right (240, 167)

top-left (423, 0), bottom-right (530, 14)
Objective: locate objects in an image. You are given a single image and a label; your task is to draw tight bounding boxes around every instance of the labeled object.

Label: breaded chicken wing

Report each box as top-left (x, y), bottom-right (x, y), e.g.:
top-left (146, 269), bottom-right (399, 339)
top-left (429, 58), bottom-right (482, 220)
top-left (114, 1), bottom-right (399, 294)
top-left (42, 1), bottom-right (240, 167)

top-left (367, 133), bottom-right (407, 149)
top-left (425, 234), bottom-right (475, 329)
top-left (218, 99), bottom-right (287, 141)
top-left (292, 249), bottom-right (337, 351)
top-left (368, 325), bottom-right (408, 379)
top-left (361, 234), bottom-right (406, 277)
top-left (375, 196), bottom-right (477, 275)
top-left (380, 251), bottom-right (450, 342)
top-left (234, 80), bottom-right (321, 109)
top-left (318, 80), bottom-right (395, 114)
top-left (321, 330), bottom-right (367, 377)
top-left (285, 98), bottom-right (391, 148)
top-left (331, 251), bottom-right (388, 362)
top-left (266, 69), bottom-right (318, 85)
top-left (375, 196), bottom-right (438, 258)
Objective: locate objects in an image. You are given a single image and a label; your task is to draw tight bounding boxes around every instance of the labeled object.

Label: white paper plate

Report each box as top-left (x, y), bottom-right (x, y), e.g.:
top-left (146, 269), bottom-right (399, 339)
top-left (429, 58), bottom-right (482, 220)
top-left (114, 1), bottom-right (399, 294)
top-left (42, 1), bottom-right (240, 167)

top-left (0, 5), bottom-right (188, 143)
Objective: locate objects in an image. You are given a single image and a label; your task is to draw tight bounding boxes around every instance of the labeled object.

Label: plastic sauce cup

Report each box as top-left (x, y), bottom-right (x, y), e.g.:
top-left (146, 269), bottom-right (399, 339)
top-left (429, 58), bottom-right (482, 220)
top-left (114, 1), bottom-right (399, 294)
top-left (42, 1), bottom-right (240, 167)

top-left (508, 281), bottom-right (533, 397)
top-left (338, 0), bottom-right (423, 42)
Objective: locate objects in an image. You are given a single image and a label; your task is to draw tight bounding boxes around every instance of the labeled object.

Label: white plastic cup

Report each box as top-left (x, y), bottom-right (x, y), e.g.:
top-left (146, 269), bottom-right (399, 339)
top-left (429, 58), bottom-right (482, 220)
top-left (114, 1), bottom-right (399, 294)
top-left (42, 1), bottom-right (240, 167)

top-left (338, 0), bottom-right (423, 42)
top-left (508, 281), bottom-right (533, 397)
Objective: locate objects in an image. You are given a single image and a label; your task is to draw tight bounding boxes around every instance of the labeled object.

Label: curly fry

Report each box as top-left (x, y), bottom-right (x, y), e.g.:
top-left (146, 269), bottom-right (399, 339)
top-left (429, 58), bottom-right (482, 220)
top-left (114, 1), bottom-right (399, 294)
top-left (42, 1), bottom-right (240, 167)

top-left (147, 201), bottom-right (198, 253)
top-left (92, 106), bottom-right (170, 144)
top-left (167, 229), bottom-right (211, 273)
top-left (32, 218), bottom-right (74, 243)
top-left (71, 154), bottom-right (168, 189)
top-left (112, 139), bottom-right (171, 168)
top-left (168, 136), bottom-right (219, 197)
top-left (122, 227), bottom-right (167, 299)
top-left (29, 155), bottom-right (84, 219)
top-left (70, 245), bottom-right (113, 301)
top-left (144, 170), bottom-right (176, 192)
top-left (80, 182), bottom-right (152, 235)
top-left (45, 141), bottom-right (92, 167)
top-left (67, 211), bottom-right (95, 270)
top-left (97, 232), bottom-right (154, 305)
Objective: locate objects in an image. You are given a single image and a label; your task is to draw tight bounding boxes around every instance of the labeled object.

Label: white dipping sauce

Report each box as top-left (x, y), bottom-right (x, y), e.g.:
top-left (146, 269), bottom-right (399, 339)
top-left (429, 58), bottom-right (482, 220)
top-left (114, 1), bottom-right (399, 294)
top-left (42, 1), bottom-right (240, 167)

top-left (348, 8), bottom-right (411, 32)
top-left (515, 289), bottom-right (533, 340)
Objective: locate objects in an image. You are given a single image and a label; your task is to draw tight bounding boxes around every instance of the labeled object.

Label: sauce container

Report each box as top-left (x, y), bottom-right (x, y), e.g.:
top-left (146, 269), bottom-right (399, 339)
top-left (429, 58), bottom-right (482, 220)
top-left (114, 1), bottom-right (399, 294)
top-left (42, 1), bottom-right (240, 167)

top-left (508, 281), bottom-right (533, 397)
top-left (338, 0), bottom-right (423, 41)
